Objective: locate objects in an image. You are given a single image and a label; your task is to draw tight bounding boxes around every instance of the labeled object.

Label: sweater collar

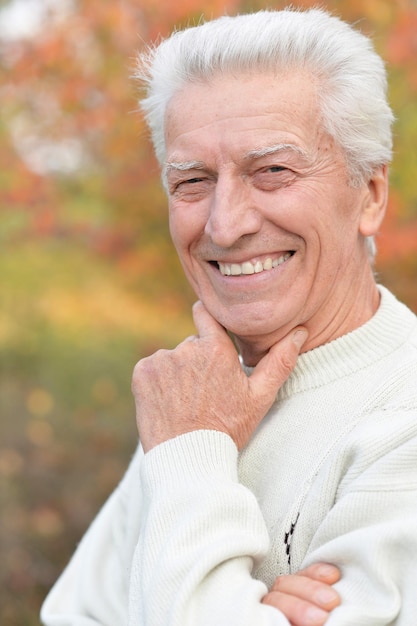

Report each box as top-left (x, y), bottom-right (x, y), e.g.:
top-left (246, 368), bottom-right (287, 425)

top-left (241, 286), bottom-right (416, 397)
top-left (279, 286), bottom-right (416, 397)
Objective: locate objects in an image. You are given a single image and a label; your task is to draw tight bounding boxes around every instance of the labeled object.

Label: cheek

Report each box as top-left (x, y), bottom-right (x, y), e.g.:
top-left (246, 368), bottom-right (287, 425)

top-left (169, 201), bottom-right (208, 245)
top-left (169, 208), bottom-right (189, 250)
top-left (169, 210), bottom-right (202, 274)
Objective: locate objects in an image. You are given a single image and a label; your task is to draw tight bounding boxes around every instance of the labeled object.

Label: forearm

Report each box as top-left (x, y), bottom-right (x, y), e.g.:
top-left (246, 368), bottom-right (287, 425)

top-left (41, 492), bottom-right (127, 625)
top-left (41, 447), bottom-right (143, 626)
top-left (129, 430), bottom-right (290, 626)
top-left (301, 488), bottom-right (417, 625)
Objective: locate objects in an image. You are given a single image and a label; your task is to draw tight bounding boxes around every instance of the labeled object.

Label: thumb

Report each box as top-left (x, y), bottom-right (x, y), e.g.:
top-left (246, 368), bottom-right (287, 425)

top-left (249, 328), bottom-right (308, 400)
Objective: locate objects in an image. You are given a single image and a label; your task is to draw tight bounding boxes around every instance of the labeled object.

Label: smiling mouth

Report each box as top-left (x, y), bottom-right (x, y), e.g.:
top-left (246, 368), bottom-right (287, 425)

top-left (213, 252), bottom-right (294, 276)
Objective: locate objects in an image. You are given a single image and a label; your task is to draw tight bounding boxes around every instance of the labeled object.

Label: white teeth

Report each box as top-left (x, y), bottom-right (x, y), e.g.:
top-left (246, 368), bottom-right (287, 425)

top-left (242, 262), bottom-right (254, 275)
top-left (218, 253), bottom-right (292, 276)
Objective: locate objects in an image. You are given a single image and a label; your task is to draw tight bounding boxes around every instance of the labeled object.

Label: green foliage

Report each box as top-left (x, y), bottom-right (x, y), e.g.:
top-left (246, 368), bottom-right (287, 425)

top-left (0, 0), bottom-right (416, 623)
top-left (0, 237), bottom-right (195, 624)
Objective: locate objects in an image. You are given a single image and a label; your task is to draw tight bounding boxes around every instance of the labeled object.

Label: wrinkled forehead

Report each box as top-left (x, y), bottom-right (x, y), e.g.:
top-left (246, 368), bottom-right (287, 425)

top-left (165, 67), bottom-right (320, 120)
top-left (163, 70), bottom-right (326, 165)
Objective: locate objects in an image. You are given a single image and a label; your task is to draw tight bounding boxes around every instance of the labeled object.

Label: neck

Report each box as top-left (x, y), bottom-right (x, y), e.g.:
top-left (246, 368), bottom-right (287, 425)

top-left (235, 273), bottom-right (381, 367)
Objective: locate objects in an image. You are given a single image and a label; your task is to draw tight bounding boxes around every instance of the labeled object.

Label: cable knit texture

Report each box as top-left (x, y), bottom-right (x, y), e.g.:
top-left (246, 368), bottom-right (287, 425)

top-left (41, 287), bottom-right (417, 626)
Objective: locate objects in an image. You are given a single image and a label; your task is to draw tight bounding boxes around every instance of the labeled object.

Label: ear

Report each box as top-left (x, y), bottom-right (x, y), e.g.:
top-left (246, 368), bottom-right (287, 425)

top-left (359, 165), bottom-right (389, 237)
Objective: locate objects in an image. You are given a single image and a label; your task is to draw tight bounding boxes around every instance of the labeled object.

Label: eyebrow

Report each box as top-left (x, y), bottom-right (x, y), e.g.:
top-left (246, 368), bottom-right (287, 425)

top-left (163, 143), bottom-right (310, 179)
top-left (164, 160), bottom-right (206, 176)
top-left (244, 143), bottom-right (310, 161)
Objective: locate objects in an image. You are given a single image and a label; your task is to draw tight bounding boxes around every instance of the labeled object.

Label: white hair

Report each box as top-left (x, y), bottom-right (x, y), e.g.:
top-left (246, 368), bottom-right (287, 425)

top-left (135, 8), bottom-right (394, 259)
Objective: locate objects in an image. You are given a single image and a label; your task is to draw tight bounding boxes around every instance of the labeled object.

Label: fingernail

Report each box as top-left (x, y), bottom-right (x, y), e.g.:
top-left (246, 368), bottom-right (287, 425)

top-left (317, 563), bottom-right (337, 576)
top-left (315, 587), bottom-right (338, 606)
top-left (292, 329), bottom-right (308, 350)
top-left (306, 606), bottom-right (328, 625)
top-left (317, 563), bottom-right (340, 583)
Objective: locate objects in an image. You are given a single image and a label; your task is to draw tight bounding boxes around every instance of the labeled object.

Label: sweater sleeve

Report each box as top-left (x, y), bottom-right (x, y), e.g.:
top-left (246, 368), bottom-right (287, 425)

top-left (128, 429), bottom-right (290, 626)
top-left (300, 428), bottom-right (417, 625)
top-left (41, 446), bottom-right (144, 626)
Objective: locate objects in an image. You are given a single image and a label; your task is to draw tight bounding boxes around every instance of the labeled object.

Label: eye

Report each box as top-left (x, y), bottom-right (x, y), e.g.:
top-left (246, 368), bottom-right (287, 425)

top-left (171, 173), bottom-right (210, 189)
top-left (182, 177), bottom-right (206, 185)
top-left (267, 165), bottom-right (287, 173)
top-left (170, 175), bottom-right (214, 201)
top-left (253, 165), bottom-right (295, 191)
top-left (175, 176), bottom-right (208, 191)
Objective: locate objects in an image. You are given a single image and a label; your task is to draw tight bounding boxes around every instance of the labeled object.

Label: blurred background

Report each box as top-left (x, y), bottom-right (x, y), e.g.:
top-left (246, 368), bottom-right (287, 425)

top-left (0, 0), bottom-right (416, 623)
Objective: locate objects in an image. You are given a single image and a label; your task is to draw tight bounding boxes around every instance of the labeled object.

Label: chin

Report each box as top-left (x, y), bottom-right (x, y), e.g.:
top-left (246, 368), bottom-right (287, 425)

top-left (223, 309), bottom-right (283, 336)
top-left (203, 297), bottom-right (293, 339)
top-left (224, 319), bottom-right (283, 347)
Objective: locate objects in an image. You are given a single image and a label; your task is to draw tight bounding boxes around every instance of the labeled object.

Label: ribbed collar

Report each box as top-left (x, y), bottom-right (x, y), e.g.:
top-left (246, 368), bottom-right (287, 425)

top-left (279, 286), bottom-right (416, 397)
top-left (241, 287), bottom-right (416, 398)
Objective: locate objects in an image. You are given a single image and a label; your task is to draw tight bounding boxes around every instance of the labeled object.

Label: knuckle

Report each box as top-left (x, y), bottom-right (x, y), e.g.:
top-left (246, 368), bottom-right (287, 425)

top-left (278, 357), bottom-right (294, 381)
top-left (132, 349), bottom-right (168, 379)
top-left (297, 563), bottom-right (320, 578)
top-left (271, 576), bottom-right (284, 592)
top-left (277, 352), bottom-right (297, 377)
top-left (132, 359), bottom-right (146, 382)
top-left (132, 355), bottom-right (151, 377)
top-left (261, 589), bottom-right (282, 608)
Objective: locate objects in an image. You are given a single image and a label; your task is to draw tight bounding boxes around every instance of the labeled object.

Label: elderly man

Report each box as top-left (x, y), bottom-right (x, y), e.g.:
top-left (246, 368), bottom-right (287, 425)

top-left (41, 8), bottom-right (417, 626)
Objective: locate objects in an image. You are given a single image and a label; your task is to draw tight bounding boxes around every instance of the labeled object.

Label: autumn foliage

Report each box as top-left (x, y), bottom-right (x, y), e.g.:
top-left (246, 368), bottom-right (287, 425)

top-left (0, 0), bottom-right (416, 623)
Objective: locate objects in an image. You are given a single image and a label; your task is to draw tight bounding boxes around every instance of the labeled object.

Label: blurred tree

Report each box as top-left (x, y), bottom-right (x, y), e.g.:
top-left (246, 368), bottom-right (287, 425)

top-left (0, 1), bottom-right (416, 624)
top-left (1, 0), bottom-right (415, 310)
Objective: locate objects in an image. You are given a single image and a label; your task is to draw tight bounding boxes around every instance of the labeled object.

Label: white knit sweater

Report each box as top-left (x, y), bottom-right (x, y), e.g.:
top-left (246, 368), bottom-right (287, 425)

top-left (41, 286), bottom-right (417, 625)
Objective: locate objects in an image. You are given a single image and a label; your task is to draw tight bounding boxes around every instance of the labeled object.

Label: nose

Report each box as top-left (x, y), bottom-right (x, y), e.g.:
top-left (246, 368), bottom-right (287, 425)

top-left (204, 175), bottom-right (262, 248)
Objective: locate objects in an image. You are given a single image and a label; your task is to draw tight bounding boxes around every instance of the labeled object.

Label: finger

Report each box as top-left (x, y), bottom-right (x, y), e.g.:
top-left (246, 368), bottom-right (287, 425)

top-left (262, 590), bottom-right (329, 626)
top-left (191, 300), bottom-right (229, 341)
top-left (183, 334), bottom-right (198, 343)
top-left (249, 328), bottom-right (308, 397)
top-left (297, 563), bottom-right (341, 586)
top-left (271, 575), bottom-right (340, 611)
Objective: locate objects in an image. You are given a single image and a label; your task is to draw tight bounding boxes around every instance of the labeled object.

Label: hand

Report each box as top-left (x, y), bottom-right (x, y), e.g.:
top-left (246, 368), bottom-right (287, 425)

top-left (132, 301), bottom-right (307, 452)
top-left (262, 563), bottom-right (341, 625)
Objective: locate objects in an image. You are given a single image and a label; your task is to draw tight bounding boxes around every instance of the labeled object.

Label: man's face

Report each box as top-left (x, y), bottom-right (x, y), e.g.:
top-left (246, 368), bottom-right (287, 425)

top-left (164, 72), bottom-right (375, 359)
